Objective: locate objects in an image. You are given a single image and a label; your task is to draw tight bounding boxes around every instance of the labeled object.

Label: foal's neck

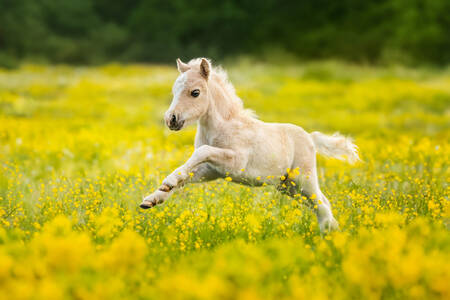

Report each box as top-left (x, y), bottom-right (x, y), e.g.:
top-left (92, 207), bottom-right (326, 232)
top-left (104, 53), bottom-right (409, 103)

top-left (199, 78), bottom-right (242, 130)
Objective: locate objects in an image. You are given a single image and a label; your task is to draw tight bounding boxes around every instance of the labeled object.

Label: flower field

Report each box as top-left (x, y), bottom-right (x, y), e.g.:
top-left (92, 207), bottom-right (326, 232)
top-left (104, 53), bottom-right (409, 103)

top-left (0, 61), bottom-right (449, 299)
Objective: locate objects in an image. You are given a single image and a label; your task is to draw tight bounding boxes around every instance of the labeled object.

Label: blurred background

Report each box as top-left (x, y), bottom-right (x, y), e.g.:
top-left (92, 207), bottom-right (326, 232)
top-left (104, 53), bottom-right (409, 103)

top-left (0, 2), bottom-right (449, 298)
top-left (1, 0), bottom-right (449, 68)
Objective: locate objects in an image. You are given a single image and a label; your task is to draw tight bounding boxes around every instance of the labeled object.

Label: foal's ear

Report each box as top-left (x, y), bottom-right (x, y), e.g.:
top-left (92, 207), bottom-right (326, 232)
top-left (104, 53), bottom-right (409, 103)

top-left (176, 58), bottom-right (189, 73)
top-left (200, 58), bottom-right (210, 80)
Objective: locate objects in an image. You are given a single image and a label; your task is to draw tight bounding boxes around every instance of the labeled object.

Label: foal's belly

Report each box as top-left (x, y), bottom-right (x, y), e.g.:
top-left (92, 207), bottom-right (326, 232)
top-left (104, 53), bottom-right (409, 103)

top-left (248, 152), bottom-right (290, 175)
top-left (206, 147), bottom-right (290, 186)
top-left (233, 135), bottom-right (294, 184)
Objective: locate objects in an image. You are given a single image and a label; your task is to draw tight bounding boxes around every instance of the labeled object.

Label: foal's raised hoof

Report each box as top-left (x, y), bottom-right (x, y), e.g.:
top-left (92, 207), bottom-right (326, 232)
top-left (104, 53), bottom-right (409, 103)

top-left (139, 199), bottom-right (157, 209)
top-left (139, 201), bottom-right (155, 209)
top-left (141, 188), bottom-right (171, 209)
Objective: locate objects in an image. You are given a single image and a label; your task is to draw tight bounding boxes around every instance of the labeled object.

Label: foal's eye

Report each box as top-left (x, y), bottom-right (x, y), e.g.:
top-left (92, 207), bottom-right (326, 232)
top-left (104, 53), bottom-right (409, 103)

top-left (191, 89), bottom-right (200, 97)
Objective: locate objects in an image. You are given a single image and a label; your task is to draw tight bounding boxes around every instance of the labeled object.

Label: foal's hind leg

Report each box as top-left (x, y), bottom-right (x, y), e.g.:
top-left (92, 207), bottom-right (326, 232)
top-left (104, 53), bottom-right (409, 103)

top-left (296, 172), bottom-right (339, 232)
top-left (276, 170), bottom-right (337, 232)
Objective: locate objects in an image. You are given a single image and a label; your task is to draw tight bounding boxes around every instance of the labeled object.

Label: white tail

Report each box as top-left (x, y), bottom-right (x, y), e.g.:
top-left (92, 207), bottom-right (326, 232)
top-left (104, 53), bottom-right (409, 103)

top-left (311, 131), bottom-right (360, 164)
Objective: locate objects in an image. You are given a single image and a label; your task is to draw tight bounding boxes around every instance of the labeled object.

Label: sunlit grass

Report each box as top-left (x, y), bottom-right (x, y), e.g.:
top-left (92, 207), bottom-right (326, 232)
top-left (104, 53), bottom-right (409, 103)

top-left (0, 62), bottom-right (449, 299)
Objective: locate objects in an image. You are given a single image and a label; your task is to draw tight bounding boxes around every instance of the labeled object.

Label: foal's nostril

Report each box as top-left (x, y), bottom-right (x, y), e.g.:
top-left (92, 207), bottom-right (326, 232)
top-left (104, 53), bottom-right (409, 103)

top-left (170, 114), bottom-right (177, 126)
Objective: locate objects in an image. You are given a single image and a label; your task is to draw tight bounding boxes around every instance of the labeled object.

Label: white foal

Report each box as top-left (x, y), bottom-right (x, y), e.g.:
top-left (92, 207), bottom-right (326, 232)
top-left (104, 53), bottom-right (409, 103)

top-left (141, 58), bottom-right (359, 232)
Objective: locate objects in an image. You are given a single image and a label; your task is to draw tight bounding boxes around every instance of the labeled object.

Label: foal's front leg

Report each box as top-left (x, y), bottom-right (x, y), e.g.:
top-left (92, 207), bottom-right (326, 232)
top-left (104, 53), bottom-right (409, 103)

top-left (140, 145), bottom-right (236, 208)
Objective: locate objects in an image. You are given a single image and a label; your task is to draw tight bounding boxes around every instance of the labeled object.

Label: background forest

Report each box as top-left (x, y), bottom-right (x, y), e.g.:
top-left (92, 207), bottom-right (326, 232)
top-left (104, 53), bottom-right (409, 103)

top-left (1, 0), bottom-right (449, 67)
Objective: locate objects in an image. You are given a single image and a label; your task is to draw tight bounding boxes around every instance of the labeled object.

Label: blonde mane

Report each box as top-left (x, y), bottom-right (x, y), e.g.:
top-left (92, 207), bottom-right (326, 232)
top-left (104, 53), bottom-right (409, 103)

top-left (187, 58), bottom-right (256, 120)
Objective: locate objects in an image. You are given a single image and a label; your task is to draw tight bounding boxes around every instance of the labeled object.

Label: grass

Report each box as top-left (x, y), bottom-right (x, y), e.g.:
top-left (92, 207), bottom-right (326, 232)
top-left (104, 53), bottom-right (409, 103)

top-left (0, 61), bottom-right (449, 300)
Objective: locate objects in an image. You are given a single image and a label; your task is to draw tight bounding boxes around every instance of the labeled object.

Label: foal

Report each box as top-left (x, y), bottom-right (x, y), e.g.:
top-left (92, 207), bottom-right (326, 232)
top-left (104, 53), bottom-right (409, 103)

top-left (140, 58), bottom-right (359, 232)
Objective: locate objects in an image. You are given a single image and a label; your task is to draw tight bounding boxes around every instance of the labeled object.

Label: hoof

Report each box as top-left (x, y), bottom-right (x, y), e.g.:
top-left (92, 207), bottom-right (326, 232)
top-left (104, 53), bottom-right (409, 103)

top-left (141, 190), bottom-right (168, 209)
top-left (320, 217), bottom-right (340, 233)
top-left (139, 201), bottom-right (154, 209)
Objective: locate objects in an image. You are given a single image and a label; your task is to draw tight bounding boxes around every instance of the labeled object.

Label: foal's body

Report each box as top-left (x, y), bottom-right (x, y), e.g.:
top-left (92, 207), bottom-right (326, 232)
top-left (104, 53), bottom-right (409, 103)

top-left (141, 58), bottom-right (359, 232)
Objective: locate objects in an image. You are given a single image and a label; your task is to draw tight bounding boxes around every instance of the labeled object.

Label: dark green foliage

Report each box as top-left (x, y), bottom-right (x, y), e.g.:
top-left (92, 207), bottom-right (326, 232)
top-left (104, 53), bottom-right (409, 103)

top-left (0, 0), bottom-right (449, 67)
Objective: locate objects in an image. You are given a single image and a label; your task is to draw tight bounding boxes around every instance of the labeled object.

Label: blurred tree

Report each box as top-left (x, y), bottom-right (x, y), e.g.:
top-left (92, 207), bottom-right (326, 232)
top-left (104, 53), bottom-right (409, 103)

top-left (0, 0), bottom-right (448, 67)
top-left (0, 0), bottom-right (47, 66)
top-left (389, 0), bottom-right (450, 64)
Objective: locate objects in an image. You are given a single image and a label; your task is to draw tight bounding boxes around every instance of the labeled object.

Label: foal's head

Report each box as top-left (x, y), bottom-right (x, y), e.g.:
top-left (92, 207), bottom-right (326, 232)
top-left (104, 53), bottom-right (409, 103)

top-left (165, 58), bottom-right (212, 131)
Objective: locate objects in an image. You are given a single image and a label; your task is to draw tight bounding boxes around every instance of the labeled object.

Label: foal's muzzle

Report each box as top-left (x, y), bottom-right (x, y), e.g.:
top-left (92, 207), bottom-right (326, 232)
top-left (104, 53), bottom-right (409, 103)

top-left (167, 114), bottom-right (185, 131)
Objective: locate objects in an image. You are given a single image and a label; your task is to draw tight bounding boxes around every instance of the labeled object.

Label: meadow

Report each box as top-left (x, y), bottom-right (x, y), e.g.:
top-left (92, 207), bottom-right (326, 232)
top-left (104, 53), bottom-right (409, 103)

top-left (0, 61), bottom-right (449, 300)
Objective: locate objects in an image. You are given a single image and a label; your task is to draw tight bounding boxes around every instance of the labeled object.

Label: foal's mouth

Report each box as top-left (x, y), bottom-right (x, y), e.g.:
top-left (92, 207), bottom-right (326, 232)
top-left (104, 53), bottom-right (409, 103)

top-left (168, 120), bottom-right (185, 131)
